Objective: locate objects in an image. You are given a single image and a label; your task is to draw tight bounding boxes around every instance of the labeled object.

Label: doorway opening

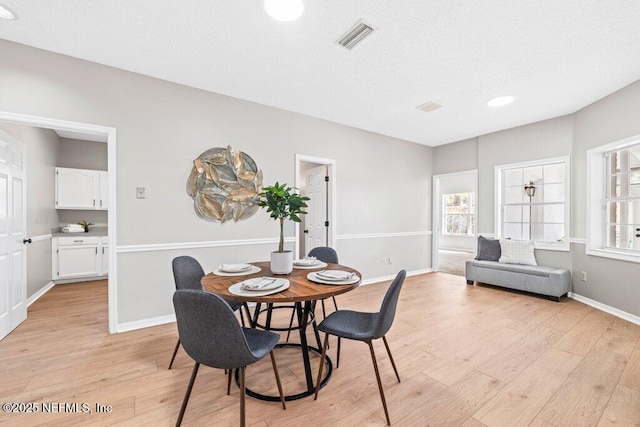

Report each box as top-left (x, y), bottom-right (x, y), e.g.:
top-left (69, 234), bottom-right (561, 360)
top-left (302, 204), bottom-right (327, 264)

top-left (294, 155), bottom-right (336, 259)
top-left (432, 170), bottom-right (477, 276)
top-left (0, 111), bottom-right (117, 337)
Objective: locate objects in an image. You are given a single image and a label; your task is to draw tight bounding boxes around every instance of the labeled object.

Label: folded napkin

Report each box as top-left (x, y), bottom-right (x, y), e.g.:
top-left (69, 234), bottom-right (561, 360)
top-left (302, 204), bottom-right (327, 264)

top-left (242, 277), bottom-right (277, 290)
top-left (219, 263), bottom-right (252, 272)
top-left (317, 270), bottom-right (354, 280)
top-left (294, 257), bottom-right (318, 266)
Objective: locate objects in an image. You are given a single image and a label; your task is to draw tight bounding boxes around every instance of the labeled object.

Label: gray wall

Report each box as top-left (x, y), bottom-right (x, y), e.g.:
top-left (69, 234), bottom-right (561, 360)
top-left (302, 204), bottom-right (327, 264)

top-left (0, 40), bottom-right (433, 326)
top-left (433, 137), bottom-right (477, 176)
top-left (59, 138), bottom-right (108, 170)
top-left (0, 123), bottom-right (61, 299)
top-left (570, 80), bottom-right (640, 317)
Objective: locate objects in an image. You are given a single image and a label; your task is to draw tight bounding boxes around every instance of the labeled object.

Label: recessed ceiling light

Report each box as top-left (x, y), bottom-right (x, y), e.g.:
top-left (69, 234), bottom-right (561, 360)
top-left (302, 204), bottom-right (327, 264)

top-left (0, 4), bottom-right (15, 20)
top-left (264, 0), bottom-right (304, 22)
top-left (487, 95), bottom-right (515, 107)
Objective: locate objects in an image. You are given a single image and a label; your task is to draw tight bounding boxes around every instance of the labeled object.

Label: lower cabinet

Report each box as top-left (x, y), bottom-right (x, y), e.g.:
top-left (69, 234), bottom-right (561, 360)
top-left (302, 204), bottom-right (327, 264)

top-left (52, 236), bottom-right (108, 281)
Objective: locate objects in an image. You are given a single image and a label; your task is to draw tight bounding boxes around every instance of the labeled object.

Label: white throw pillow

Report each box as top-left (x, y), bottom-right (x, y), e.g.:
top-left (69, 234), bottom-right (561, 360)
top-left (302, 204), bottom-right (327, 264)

top-left (498, 239), bottom-right (537, 265)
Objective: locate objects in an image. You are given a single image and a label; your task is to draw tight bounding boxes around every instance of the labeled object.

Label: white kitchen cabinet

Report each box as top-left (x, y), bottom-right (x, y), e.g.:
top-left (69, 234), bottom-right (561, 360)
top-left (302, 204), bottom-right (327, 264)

top-left (52, 236), bottom-right (108, 281)
top-left (99, 171), bottom-right (109, 209)
top-left (101, 236), bottom-right (109, 275)
top-left (55, 167), bottom-right (108, 210)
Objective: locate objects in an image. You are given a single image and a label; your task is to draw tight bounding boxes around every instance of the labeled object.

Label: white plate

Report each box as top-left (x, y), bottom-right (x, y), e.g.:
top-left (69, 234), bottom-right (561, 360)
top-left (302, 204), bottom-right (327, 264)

top-left (241, 277), bottom-right (282, 291)
top-left (307, 272), bottom-right (360, 286)
top-left (228, 280), bottom-right (290, 297)
top-left (219, 263), bottom-right (253, 273)
top-left (314, 270), bottom-right (356, 281)
top-left (213, 265), bottom-right (262, 276)
top-left (293, 261), bottom-right (328, 270)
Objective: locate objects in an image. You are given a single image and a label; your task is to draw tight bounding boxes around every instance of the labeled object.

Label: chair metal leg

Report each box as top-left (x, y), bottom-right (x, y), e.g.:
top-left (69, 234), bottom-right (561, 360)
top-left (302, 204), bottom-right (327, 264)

top-left (382, 336), bottom-right (401, 383)
top-left (367, 341), bottom-right (391, 426)
top-left (269, 351), bottom-right (286, 410)
top-left (176, 362), bottom-right (199, 427)
top-left (321, 299), bottom-right (327, 318)
top-left (168, 339), bottom-right (181, 369)
top-left (337, 337), bottom-right (341, 368)
top-left (240, 366), bottom-right (246, 427)
top-left (332, 295), bottom-right (338, 311)
top-left (227, 368), bottom-right (233, 395)
top-left (314, 333), bottom-right (330, 400)
top-left (239, 309), bottom-right (246, 327)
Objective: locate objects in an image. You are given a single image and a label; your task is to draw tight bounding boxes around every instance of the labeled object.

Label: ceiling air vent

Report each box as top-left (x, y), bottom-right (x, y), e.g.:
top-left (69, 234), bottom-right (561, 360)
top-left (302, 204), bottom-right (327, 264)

top-left (416, 101), bottom-right (442, 113)
top-left (337, 21), bottom-right (375, 50)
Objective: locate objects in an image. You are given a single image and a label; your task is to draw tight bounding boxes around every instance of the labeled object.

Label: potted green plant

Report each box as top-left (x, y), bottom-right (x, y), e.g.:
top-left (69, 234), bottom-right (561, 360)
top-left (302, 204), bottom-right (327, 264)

top-left (77, 220), bottom-right (93, 233)
top-left (258, 182), bottom-right (309, 274)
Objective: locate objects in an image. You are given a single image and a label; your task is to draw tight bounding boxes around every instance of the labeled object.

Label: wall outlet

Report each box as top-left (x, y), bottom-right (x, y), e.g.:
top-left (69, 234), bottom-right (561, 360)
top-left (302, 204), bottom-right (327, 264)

top-left (382, 257), bottom-right (391, 265)
top-left (136, 187), bottom-right (146, 199)
top-left (580, 271), bottom-right (587, 282)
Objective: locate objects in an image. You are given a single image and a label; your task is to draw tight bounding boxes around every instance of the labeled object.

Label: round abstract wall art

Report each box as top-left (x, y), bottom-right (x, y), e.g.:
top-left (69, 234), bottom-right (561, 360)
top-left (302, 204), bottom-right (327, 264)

top-left (188, 146), bottom-right (263, 223)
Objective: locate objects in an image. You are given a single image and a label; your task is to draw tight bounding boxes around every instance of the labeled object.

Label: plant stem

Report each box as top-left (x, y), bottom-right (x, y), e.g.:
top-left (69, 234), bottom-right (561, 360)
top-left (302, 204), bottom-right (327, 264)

top-left (279, 218), bottom-right (284, 253)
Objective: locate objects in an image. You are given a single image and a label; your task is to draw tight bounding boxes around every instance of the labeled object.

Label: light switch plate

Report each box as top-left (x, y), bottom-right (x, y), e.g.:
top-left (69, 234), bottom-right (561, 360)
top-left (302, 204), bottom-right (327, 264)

top-left (136, 187), bottom-right (146, 199)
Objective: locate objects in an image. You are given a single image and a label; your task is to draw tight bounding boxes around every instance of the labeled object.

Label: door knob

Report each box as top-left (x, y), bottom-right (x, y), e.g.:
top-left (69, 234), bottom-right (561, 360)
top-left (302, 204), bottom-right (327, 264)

top-left (23, 238), bottom-right (32, 244)
top-left (303, 229), bottom-right (309, 234)
top-left (636, 234), bottom-right (640, 238)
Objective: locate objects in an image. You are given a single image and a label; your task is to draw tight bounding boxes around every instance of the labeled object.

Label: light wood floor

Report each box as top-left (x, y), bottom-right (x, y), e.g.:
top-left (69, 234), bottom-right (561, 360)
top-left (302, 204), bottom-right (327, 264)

top-left (1, 274), bottom-right (639, 426)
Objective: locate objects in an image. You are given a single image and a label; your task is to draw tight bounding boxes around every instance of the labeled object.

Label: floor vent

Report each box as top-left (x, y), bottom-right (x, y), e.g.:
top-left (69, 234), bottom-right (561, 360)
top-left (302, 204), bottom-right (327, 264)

top-left (337, 21), bottom-right (375, 50)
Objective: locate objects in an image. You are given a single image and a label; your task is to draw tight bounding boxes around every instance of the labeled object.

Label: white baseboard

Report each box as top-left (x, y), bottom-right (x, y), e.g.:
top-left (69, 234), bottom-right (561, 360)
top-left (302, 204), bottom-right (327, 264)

top-left (117, 314), bottom-right (176, 333)
top-left (27, 281), bottom-right (55, 307)
top-left (569, 292), bottom-right (640, 326)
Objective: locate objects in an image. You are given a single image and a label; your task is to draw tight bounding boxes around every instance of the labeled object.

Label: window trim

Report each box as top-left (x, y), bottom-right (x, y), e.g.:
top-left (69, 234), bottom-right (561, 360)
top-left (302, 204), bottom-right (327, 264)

top-left (587, 134), bottom-right (640, 263)
top-left (494, 155), bottom-right (571, 252)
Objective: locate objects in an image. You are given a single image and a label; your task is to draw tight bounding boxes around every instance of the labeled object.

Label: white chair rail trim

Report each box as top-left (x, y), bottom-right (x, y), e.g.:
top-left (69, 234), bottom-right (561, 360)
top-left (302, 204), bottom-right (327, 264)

top-left (337, 231), bottom-right (432, 240)
top-left (116, 237), bottom-right (295, 254)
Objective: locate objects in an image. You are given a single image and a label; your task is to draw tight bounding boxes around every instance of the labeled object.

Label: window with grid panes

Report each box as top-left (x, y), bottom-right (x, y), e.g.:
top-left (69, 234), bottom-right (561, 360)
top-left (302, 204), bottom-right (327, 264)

top-left (443, 193), bottom-right (475, 235)
top-left (497, 157), bottom-right (569, 249)
top-left (605, 143), bottom-right (640, 252)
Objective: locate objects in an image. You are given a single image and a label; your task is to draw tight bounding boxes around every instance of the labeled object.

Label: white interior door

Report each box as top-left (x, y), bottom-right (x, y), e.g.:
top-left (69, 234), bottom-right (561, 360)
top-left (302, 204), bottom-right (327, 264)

top-left (304, 165), bottom-right (328, 254)
top-left (0, 130), bottom-right (27, 341)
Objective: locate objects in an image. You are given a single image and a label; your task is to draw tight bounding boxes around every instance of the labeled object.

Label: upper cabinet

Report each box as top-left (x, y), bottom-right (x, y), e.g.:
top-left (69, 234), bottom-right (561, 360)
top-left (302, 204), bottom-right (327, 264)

top-left (55, 167), bottom-right (108, 210)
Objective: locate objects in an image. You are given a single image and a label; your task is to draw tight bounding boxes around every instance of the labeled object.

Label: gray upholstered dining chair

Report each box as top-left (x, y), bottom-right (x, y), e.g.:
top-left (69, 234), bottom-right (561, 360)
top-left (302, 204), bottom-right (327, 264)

top-left (173, 289), bottom-right (286, 426)
top-left (314, 270), bottom-right (406, 426)
top-left (168, 256), bottom-right (251, 369)
top-left (308, 246), bottom-right (340, 315)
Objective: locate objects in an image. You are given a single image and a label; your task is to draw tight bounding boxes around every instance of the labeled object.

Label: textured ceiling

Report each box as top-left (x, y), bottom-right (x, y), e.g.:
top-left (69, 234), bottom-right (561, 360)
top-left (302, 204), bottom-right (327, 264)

top-left (1, 1), bottom-right (639, 146)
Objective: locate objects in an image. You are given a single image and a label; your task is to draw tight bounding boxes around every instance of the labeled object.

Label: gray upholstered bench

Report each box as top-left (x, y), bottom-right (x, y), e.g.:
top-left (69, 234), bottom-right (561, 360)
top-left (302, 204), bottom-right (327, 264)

top-left (465, 260), bottom-right (571, 301)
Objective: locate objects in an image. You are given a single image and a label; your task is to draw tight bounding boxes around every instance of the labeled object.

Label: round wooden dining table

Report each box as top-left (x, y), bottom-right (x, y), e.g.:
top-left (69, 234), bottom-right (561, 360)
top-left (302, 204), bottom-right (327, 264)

top-left (201, 261), bottom-right (361, 401)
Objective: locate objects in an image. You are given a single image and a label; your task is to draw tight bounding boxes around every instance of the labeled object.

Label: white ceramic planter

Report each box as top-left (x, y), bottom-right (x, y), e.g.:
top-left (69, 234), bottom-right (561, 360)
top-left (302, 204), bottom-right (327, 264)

top-left (270, 251), bottom-right (293, 275)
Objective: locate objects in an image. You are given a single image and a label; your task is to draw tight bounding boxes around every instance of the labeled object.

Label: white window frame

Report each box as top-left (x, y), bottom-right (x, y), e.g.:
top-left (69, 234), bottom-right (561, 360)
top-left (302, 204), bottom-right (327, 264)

top-left (587, 133), bottom-right (640, 263)
top-left (442, 192), bottom-right (475, 236)
top-left (494, 156), bottom-right (571, 251)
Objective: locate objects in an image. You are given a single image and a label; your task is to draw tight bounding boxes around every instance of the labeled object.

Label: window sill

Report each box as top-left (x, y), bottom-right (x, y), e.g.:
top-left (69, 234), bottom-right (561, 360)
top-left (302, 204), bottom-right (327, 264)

top-left (534, 243), bottom-right (570, 252)
top-left (586, 247), bottom-right (640, 264)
